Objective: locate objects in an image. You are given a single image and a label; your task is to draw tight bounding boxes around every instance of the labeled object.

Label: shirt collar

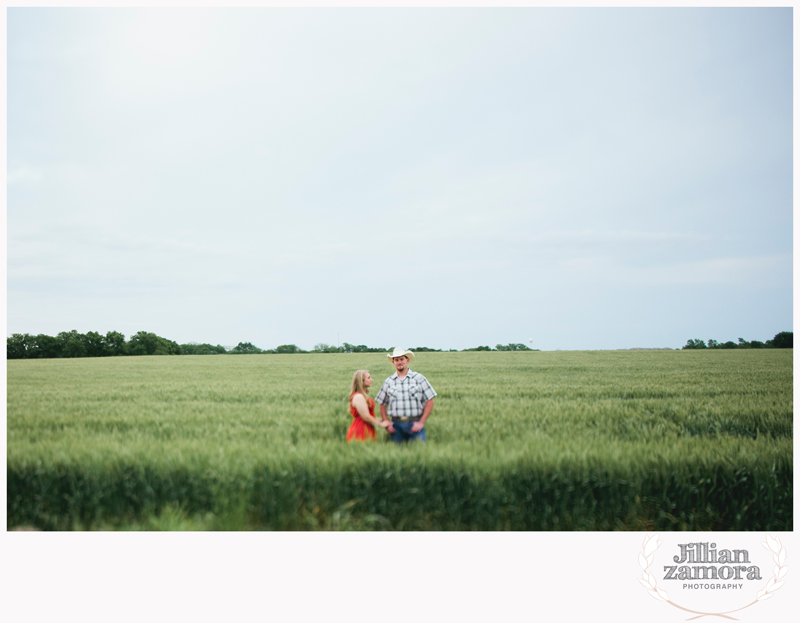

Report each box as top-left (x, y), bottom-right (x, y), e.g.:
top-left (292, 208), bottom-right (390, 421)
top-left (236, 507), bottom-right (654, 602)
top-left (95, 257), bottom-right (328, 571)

top-left (391, 369), bottom-right (414, 380)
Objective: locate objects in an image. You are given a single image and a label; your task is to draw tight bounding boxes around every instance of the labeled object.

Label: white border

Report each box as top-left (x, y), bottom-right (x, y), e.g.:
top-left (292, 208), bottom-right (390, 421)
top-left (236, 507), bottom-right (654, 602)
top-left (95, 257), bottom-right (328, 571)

top-left (2, 3), bottom-right (796, 622)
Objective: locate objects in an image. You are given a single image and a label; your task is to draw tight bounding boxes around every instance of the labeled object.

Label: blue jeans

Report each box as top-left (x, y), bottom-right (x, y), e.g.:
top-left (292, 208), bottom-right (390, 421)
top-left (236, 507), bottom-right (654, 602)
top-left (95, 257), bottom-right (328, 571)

top-left (389, 420), bottom-right (426, 443)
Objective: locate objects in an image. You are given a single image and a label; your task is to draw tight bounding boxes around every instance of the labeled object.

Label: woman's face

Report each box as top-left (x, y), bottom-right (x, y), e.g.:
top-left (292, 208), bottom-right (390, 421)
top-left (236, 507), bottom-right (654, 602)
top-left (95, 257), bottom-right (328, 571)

top-left (363, 372), bottom-right (372, 389)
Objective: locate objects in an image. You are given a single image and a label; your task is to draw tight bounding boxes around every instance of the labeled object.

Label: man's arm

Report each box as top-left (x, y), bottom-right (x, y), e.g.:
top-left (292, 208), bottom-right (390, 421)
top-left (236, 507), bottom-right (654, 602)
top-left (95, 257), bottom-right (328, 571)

top-left (380, 403), bottom-right (395, 434)
top-left (410, 398), bottom-right (434, 433)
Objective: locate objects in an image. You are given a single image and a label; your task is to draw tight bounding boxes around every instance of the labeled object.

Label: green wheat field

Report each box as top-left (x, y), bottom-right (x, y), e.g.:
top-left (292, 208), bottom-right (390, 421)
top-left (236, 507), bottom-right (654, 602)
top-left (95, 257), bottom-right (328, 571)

top-left (7, 350), bottom-right (793, 531)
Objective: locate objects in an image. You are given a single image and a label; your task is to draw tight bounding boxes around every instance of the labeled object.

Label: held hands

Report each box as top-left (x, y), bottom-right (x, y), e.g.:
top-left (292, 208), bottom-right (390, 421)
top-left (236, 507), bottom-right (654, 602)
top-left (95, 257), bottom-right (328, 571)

top-left (377, 419), bottom-right (391, 429)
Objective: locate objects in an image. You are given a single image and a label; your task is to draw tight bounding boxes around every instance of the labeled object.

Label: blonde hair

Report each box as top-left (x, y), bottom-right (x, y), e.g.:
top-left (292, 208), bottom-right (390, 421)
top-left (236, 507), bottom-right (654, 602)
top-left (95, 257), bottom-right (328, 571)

top-left (350, 370), bottom-right (371, 402)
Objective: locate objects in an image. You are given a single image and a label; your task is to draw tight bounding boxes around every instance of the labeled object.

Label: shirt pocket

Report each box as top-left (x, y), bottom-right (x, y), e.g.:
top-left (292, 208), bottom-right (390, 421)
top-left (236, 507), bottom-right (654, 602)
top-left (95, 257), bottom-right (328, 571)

top-left (408, 384), bottom-right (420, 399)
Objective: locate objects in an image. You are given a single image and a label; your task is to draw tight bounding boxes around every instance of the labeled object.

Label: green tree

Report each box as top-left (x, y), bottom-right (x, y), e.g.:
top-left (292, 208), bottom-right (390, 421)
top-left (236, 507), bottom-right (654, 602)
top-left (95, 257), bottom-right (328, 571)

top-left (7, 334), bottom-right (32, 359)
top-left (32, 334), bottom-right (63, 358)
top-left (275, 344), bottom-right (305, 354)
top-left (57, 330), bottom-right (88, 358)
top-left (62, 338), bottom-right (87, 358)
top-left (496, 343), bottom-right (532, 351)
top-left (313, 343), bottom-right (340, 353)
top-left (768, 331), bottom-right (793, 349)
top-left (231, 342), bottom-right (262, 354)
top-left (84, 331), bottom-right (106, 357)
top-left (127, 331), bottom-right (181, 356)
top-left (682, 339), bottom-right (707, 349)
top-left (348, 344), bottom-right (386, 353)
top-left (104, 331), bottom-right (126, 356)
top-left (180, 342), bottom-right (227, 355)
top-left (335, 343), bottom-right (386, 353)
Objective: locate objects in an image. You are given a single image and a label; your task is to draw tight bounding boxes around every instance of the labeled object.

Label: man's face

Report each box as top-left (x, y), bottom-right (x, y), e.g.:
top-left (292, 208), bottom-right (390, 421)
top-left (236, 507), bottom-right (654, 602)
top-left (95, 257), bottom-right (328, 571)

top-left (392, 356), bottom-right (409, 373)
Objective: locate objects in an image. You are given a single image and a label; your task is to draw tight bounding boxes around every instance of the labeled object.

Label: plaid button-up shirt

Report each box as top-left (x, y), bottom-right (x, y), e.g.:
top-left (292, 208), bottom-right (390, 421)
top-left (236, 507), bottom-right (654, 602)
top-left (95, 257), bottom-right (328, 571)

top-left (375, 370), bottom-right (437, 419)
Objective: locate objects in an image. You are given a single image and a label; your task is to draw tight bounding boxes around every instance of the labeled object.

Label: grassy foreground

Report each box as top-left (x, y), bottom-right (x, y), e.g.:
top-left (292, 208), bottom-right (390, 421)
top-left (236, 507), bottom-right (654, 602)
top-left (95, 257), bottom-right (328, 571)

top-left (7, 350), bottom-right (792, 530)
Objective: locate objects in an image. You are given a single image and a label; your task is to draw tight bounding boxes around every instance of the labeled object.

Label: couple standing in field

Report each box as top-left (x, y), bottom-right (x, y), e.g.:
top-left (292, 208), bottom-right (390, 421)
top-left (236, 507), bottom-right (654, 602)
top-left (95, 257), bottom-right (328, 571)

top-left (347, 347), bottom-right (437, 444)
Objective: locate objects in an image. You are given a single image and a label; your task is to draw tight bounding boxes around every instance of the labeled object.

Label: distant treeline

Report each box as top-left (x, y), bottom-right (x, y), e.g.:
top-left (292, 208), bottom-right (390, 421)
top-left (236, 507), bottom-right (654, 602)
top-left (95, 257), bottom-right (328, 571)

top-left (8, 330), bottom-right (793, 359)
top-left (463, 343), bottom-right (536, 351)
top-left (6, 331), bottom-right (541, 360)
top-left (682, 332), bottom-right (792, 350)
top-left (7, 330), bottom-right (182, 359)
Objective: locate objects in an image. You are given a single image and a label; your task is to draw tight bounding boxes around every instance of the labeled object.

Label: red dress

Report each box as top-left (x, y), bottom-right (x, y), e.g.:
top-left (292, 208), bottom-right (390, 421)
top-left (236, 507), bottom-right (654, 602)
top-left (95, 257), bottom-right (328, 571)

top-left (347, 395), bottom-right (377, 442)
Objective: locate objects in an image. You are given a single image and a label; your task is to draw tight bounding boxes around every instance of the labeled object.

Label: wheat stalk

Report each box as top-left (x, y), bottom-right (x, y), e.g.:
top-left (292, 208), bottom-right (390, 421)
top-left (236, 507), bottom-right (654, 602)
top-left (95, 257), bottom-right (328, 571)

top-left (756, 534), bottom-right (788, 601)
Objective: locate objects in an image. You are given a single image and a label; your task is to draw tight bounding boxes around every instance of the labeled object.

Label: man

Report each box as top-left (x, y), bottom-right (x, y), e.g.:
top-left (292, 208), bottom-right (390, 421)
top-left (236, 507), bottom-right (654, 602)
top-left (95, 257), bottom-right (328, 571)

top-left (375, 347), bottom-right (437, 443)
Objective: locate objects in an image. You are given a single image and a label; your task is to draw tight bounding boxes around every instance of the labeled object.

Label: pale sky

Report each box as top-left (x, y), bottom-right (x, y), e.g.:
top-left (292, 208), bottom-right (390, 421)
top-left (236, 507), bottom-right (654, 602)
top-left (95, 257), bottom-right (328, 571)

top-left (7, 8), bottom-right (793, 351)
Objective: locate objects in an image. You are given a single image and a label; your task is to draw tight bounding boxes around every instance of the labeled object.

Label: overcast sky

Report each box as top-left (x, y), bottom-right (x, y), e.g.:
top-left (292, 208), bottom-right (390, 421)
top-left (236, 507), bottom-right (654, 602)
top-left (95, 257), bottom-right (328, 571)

top-left (7, 8), bottom-right (793, 351)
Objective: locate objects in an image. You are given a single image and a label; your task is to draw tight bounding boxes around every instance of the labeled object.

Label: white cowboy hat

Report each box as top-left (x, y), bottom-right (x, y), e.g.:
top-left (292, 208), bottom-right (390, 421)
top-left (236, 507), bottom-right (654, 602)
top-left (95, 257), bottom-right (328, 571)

top-left (387, 347), bottom-right (415, 362)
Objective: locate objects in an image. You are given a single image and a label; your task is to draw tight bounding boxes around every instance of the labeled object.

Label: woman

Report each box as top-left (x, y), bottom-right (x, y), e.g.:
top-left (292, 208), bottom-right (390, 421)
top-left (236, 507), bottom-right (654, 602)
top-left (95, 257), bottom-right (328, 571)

top-left (347, 370), bottom-right (389, 442)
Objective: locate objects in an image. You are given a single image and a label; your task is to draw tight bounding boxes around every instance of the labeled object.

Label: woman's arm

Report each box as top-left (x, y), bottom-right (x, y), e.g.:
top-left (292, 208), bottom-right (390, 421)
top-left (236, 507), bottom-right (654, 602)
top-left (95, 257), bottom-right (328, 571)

top-left (352, 394), bottom-right (387, 428)
top-left (379, 403), bottom-right (395, 433)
